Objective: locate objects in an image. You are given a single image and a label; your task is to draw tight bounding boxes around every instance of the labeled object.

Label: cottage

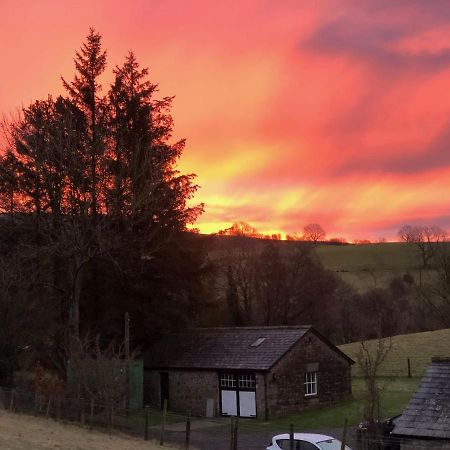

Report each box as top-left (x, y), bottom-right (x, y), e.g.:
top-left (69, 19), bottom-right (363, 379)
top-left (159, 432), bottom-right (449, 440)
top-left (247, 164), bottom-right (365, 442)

top-left (143, 326), bottom-right (353, 419)
top-left (392, 357), bottom-right (450, 450)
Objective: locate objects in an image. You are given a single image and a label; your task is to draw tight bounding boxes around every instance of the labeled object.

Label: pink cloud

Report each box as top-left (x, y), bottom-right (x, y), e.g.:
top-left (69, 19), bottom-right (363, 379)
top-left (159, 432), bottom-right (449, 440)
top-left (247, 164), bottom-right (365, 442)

top-left (3, 1), bottom-right (450, 239)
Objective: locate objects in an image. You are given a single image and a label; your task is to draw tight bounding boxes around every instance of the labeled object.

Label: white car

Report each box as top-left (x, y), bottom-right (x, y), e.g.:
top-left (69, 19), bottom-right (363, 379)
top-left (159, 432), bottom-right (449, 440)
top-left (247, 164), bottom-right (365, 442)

top-left (267, 433), bottom-right (352, 450)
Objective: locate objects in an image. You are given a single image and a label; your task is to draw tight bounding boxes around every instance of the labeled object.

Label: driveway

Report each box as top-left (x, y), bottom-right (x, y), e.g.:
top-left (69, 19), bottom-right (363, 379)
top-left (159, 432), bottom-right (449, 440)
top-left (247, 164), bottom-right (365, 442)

top-left (149, 420), bottom-right (357, 450)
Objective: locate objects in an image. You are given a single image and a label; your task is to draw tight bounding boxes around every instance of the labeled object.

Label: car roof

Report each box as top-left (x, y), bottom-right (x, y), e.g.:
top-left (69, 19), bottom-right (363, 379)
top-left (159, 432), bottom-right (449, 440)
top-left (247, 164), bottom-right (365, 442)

top-left (273, 433), bottom-right (335, 443)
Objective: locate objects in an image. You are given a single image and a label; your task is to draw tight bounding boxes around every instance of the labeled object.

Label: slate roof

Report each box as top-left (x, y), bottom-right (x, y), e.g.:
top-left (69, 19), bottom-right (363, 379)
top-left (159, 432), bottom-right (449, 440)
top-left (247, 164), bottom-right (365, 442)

top-left (392, 357), bottom-right (450, 439)
top-left (144, 326), bottom-right (353, 371)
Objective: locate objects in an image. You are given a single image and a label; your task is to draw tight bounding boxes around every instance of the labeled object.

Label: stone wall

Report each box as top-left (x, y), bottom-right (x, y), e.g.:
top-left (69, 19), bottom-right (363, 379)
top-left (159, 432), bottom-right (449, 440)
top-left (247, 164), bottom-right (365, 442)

top-left (255, 372), bottom-right (267, 420)
top-left (144, 369), bottom-right (219, 417)
top-left (266, 329), bottom-right (352, 417)
top-left (143, 330), bottom-right (352, 419)
top-left (401, 439), bottom-right (450, 450)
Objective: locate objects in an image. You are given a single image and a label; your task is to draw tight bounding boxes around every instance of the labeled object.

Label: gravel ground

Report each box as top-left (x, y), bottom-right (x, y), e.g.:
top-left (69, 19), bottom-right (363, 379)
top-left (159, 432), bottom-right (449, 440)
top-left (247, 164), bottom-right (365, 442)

top-left (156, 422), bottom-right (357, 450)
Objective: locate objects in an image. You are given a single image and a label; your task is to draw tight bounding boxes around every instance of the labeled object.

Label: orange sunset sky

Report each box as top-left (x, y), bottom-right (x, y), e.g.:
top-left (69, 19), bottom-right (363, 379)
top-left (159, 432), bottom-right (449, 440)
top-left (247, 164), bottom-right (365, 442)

top-left (3, 0), bottom-right (450, 240)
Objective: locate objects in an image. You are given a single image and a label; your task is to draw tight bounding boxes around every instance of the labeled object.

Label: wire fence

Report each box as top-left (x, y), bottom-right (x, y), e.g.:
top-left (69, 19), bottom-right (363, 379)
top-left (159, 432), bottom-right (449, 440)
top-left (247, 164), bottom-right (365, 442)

top-left (0, 386), bottom-right (425, 450)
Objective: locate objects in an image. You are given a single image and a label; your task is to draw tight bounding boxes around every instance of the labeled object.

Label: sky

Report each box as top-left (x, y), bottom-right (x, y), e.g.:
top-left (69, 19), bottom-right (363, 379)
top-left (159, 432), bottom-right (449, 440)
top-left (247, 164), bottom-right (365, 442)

top-left (2, 0), bottom-right (450, 240)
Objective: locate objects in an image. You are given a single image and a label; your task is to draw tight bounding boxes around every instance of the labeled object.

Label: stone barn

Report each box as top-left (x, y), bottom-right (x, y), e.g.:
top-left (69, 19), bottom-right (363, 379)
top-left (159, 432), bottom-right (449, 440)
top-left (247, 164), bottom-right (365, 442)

top-left (144, 326), bottom-right (353, 419)
top-left (392, 357), bottom-right (450, 449)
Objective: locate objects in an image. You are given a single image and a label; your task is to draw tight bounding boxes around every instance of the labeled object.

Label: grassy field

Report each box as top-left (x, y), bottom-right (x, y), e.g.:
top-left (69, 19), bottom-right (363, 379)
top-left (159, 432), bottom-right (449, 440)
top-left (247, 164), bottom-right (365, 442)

top-left (248, 377), bottom-right (418, 430)
top-left (315, 243), bottom-right (418, 271)
top-left (314, 242), bottom-right (438, 292)
top-left (206, 237), bottom-right (445, 293)
top-left (0, 411), bottom-right (174, 450)
top-left (339, 328), bottom-right (450, 377)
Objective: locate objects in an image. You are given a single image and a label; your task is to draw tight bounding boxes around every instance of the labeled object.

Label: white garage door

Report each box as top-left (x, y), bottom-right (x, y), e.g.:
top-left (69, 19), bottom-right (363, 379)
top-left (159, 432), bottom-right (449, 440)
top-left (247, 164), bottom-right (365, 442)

top-left (221, 390), bottom-right (237, 416)
top-left (238, 391), bottom-right (256, 417)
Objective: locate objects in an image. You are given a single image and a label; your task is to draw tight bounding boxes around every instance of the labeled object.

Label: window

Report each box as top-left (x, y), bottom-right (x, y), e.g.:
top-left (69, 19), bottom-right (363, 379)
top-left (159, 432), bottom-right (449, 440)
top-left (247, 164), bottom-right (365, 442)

top-left (250, 337), bottom-right (266, 347)
top-left (220, 373), bottom-right (236, 388)
top-left (220, 372), bottom-right (256, 389)
top-left (238, 373), bottom-right (255, 389)
top-left (276, 440), bottom-right (319, 450)
top-left (316, 439), bottom-right (351, 450)
top-left (304, 371), bottom-right (317, 396)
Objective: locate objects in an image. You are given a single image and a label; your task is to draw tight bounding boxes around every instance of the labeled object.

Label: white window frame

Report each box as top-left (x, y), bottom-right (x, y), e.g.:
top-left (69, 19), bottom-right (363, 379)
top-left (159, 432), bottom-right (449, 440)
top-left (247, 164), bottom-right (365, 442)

top-left (238, 373), bottom-right (256, 389)
top-left (304, 371), bottom-right (318, 397)
top-left (220, 373), bottom-right (236, 388)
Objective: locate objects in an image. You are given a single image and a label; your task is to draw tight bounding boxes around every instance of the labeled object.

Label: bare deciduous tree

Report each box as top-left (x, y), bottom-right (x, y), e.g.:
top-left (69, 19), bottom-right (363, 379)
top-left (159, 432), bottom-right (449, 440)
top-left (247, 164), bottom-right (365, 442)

top-left (303, 223), bottom-right (326, 242)
top-left (69, 334), bottom-right (134, 410)
top-left (217, 221), bottom-right (262, 238)
top-left (356, 337), bottom-right (392, 424)
top-left (419, 246), bottom-right (450, 327)
top-left (398, 224), bottom-right (447, 268)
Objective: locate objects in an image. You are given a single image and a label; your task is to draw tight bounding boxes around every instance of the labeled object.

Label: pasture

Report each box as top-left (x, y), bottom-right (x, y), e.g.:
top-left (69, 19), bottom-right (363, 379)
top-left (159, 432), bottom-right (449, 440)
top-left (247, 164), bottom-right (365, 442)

top-left (0, 410), bottom-right (171, 450)
top-left (339, 328), bottom-right (450, 377)
top-left (206, 237), bottom-right (445, 293)
top-left (315, 242), bottom-right (437, 292)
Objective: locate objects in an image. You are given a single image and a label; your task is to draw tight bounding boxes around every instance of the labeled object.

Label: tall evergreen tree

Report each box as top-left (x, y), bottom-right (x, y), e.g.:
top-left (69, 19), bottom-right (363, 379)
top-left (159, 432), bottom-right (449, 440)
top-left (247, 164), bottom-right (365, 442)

top-left (0, 29), bottom-right (205, 377)
top-left (62, 27), bottom-right (107, 217)
top-left (108, 51), bottom-right (202, 233)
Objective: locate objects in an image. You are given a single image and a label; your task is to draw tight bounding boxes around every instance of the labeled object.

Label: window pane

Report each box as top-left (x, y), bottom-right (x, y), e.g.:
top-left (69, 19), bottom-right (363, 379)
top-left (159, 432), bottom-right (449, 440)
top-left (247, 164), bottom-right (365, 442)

top-left (298, 441), bottom-right (320, 450)
top-left (304, 371), bottom-right (317, 396)
top-left (316, 439), bottom-right (351, 450)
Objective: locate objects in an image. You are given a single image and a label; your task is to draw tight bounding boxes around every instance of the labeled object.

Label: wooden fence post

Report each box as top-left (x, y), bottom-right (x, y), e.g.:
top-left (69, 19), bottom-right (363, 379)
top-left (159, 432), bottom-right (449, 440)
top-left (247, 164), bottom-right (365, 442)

top-left (233, 416), bottom-right (239, 450)
top-left (57, 396), bottom-right (61, 421)
top-left (361, 427), bottom-right (368, 450)
top-left (289, 423), bottom-right (295, 450)
top-left (341, 418), bottom-right (348, 450)
top-left (185, 416), bottom-right (191, 449)
top-left (160, 399), bottom-right (168, 445)
top-left (229, 416), bottom-right (235, 450)
top-left (144, 405), bottom-right (150, 441)
top-left (34, 391), bottom-right (38, 415)
top-left (80, 398), bottom-right (85, 425)
top-left (9, 389), bottom-right (15, 412)
top-left (89, 398), bottom-right (94, 430)
top-left (46, 397), bottom-right (52, 419)
top-left (407, 358), bottom-right (411, 378)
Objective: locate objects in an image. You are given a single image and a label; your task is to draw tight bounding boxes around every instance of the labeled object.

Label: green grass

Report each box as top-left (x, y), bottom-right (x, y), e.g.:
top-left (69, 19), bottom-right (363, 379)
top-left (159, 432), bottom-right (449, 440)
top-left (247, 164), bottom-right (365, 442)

top-left (207, 238), bottom-right (447, 293)
top-left (244, 377), bottom-right (419, 431)
top-left (339, 328), bottom-right (450, 377)
top-left (314, 242), bottom-right (439, 292)
top-left (314, 243), bottom-right (419, 272)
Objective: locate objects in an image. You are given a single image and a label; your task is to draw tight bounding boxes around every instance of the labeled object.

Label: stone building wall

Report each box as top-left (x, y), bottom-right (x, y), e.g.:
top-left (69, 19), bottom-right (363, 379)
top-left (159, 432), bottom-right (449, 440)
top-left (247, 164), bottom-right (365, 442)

top-left (255, 372), bottom-right (267, 420)
top-left (401, 439), bottom-right (450, 450)
top-left (144, 369), bottom-right (219, 417)
top-left (266, 330), bottom-right (352, 417)
top-left (144, 330), bottom-right (352, 419)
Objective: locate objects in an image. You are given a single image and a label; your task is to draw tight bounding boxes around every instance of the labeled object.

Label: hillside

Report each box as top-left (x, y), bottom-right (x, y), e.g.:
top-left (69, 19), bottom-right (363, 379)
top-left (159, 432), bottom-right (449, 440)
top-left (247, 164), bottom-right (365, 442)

top-left (315, 242), bottom-right (424, 292)
top-left (0, 411), bottom-right (170, 450)
top-left (204, 236), bottom-right (444, 292)
top-left (339, 328), bottom-right (450, 377)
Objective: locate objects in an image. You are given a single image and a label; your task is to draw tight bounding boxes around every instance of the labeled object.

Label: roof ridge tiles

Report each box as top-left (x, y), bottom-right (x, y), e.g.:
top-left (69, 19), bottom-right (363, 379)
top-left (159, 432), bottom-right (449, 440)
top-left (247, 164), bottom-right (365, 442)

top-left (177, 325), bottom-right (312, 332)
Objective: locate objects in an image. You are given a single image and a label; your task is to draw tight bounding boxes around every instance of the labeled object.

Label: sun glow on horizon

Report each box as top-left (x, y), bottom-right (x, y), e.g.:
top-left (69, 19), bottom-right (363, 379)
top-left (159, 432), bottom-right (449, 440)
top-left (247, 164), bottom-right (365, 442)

top-left (3, 1), bottom-right (450, 239)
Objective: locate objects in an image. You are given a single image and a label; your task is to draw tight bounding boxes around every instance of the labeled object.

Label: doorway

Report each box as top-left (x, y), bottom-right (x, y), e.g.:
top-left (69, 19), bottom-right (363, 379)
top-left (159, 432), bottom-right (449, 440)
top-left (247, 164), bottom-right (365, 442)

top-left (160, 372), bottom-right (169, 408)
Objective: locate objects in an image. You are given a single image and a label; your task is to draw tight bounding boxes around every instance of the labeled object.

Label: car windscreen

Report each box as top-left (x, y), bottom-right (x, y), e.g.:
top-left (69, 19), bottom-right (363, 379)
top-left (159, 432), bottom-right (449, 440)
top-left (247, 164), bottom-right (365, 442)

top-left (316, 439), bottom-right (351, 450)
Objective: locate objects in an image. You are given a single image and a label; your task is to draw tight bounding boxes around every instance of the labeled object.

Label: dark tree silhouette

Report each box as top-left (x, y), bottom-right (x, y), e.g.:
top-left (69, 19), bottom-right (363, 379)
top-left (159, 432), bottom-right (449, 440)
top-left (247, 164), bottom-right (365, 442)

top-left (398, 224), bottom-right (447, 268)
top-left (0, 29), bottom-right (204, 377)
top-left (303, 223), bottom-right (326, 242)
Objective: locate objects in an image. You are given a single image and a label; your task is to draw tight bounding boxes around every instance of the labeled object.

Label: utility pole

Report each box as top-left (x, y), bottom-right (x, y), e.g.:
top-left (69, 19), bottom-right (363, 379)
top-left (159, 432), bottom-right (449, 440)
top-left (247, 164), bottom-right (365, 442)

top-left (125, 312), bottom-right (130, 360)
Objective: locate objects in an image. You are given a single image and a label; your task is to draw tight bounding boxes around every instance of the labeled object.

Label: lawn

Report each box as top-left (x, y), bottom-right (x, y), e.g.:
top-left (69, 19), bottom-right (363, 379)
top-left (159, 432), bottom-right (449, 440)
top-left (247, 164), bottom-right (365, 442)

top-left (339, 328), bottom-right (450, 377)
top-left (244, 377), bottom-right (419, 431)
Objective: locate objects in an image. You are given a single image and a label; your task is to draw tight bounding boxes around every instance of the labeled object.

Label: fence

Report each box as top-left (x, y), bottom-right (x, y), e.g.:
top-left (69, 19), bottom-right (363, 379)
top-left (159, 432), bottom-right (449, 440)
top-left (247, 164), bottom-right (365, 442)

top-left (0, 386), bottom-right (410, 450)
